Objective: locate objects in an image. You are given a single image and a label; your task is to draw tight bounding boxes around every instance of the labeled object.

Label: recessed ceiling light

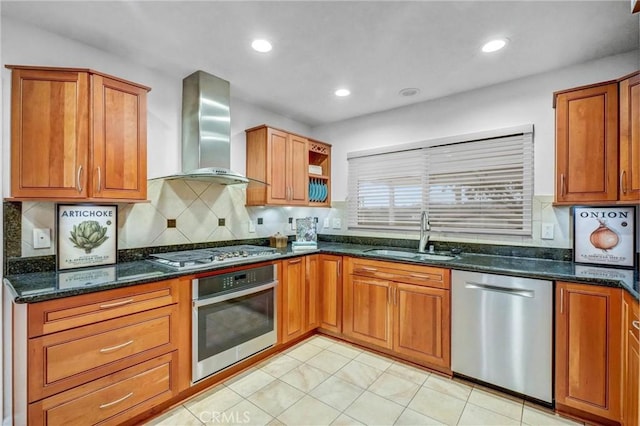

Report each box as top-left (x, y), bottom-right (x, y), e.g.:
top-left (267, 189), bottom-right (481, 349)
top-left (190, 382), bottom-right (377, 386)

top-left (251, 39), bottom-right (272, 53)
top-left (399, 88), bottom-right (420, 97)
top-left (335, 88), bottom-right (351, 97)
top-left (482, 38), bottom-right (508, 53)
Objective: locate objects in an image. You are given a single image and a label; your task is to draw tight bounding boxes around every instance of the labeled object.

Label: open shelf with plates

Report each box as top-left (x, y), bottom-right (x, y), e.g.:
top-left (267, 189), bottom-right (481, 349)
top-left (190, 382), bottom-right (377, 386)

top-left (308, 140), bottom-right (331, 206)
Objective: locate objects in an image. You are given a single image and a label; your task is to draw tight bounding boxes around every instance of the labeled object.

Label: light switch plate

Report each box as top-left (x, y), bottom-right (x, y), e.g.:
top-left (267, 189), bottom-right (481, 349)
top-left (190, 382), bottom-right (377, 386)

top-left (541, 223), bottom-right (554, 240)
top-left (33, 228), bottom-right (51, 249)
top-left (332, 218), bottom-right (342, 229)
top-left (323, 218), bottom-right (330, 228)
top-left (248, 220), bottom-right (256, 233)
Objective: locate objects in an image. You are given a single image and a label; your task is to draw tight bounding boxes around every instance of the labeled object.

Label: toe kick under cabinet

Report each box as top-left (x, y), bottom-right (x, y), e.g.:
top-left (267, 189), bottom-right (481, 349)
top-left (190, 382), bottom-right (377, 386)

top-left (13, 279), bottom-right (190, 426)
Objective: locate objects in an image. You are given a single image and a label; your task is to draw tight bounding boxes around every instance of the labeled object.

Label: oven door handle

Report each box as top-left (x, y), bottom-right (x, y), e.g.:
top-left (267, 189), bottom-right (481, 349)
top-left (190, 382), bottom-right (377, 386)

top-left (193, 281), bottom-right (278, 307)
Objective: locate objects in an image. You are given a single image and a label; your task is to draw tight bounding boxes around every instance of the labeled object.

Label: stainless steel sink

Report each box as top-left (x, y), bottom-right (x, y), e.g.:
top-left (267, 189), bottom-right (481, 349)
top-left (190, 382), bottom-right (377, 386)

top-left (365, 249), bottom-right (457, 261)
top-left (365, 249), bottom-right (417, 259)
top-left (414, 253), bottom-right (457, 261)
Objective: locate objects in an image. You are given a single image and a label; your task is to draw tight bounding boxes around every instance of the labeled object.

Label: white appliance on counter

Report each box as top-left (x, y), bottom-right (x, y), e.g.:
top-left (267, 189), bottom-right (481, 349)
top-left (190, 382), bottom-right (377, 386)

top-left (451, 270), bottom-right (553, 404)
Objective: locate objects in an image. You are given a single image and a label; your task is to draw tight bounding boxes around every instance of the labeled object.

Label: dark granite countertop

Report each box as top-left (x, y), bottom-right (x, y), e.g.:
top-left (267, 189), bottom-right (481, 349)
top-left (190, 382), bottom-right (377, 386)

top-left (4, 242), bottom-right (638, 303)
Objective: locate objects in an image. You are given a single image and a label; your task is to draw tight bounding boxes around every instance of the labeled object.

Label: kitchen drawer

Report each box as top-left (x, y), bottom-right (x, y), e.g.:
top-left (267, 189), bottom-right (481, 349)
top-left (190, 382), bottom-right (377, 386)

top-left (347, 257), bottom-right (450, 289)
top-left (29, 304), bottom-right (178, 402)
top-left (28, 279), bottom-right (180, 338)
top-left (28, 351), bottom-right (178, 426)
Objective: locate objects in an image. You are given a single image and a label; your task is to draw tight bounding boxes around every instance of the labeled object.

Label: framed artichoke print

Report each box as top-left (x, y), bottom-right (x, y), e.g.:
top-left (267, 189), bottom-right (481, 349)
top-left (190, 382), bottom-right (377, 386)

top-left (57, 204), bottom-right (117, 270)
top-left (573, 206), bottom-right (636, 268)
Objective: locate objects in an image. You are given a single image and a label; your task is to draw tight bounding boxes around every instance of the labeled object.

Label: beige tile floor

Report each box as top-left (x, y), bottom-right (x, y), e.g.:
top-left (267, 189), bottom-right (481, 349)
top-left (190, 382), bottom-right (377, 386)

top-left (146, 336), bottom-right (583, 426)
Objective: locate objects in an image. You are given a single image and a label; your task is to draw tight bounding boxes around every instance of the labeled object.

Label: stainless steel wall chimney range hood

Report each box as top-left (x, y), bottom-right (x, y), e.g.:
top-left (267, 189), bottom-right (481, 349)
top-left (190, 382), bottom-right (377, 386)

top-left (159, 70), bottom-right (262, 185)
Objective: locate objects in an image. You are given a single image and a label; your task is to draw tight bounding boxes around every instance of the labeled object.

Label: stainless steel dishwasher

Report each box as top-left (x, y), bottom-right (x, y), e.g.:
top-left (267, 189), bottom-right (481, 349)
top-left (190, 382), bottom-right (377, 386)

top-left (451, 270), bottom-right (553, 403)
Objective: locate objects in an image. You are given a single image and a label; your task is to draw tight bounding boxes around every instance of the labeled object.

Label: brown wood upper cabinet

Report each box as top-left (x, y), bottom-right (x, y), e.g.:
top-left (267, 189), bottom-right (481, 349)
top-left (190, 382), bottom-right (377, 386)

top-left (7, 65), bottom-right (149, 202)
top-left (555, 281), bottom-right (622, 424)
top-left (619, 72), bottom-right (640, 202)
top-left (554, 71), bottom-right (639, 204)
top-left (245, 125), bottom-right (331, 206)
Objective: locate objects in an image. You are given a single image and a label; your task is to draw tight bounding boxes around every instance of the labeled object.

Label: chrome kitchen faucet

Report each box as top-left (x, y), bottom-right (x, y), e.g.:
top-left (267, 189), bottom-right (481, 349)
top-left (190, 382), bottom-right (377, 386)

top-left (418, 211), bottom-right (431, 253)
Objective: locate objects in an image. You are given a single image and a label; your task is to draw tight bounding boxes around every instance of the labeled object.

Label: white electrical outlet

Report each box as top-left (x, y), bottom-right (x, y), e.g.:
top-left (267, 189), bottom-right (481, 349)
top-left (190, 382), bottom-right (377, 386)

top-left (248, 220), bottom-right (256, 233)
top-left (323, 218), bottom-right (330, 228)
top-left (541, 223), bottom-right (554, 240)
top-left (33, 228), bottom-right (51, 249)
top-left (332, 218), bottom-right (342, 229)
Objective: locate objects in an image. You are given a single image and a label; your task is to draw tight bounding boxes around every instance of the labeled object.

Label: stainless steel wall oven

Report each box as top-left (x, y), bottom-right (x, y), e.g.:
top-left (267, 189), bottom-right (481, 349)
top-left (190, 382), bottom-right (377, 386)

top-left (192, 263), bottom-right (277, 383)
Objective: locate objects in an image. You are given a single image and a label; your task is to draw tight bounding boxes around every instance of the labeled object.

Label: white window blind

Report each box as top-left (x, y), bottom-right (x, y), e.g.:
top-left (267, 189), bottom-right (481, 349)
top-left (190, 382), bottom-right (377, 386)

top-left (347, 149), bottom-right (424, 231)
top-left (425, 133), bottom-right (533, 235)
top-left (347, 127), bottom-right (533, 236)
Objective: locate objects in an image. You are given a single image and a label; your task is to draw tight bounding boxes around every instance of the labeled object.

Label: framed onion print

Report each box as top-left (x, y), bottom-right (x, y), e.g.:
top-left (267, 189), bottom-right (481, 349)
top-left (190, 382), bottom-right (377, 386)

top-left (573, 206), bottom-right (636, 268)
top-left (57, 204), bottom-right (117, 270)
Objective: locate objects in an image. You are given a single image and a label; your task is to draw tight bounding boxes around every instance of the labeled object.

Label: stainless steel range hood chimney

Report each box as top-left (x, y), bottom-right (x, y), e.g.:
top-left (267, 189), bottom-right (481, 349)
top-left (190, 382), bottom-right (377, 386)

top-left (160, 70), bottom-right (259, 185)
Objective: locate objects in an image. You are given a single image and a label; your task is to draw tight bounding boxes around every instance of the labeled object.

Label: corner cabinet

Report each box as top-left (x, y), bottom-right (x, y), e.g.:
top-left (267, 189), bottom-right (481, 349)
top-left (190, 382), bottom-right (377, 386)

top-left (555, 282), bottom-right (622, 424)
top-left (318, 254), bottom-right (343, 333)
top-left (343, 257), bottom-right (451, 373)
top-left (553, 70), bottom-right (639, 205)
top-left (245, 125), bottom-right (331, 206)
top-left (7, 65), bottom-right (149, 202)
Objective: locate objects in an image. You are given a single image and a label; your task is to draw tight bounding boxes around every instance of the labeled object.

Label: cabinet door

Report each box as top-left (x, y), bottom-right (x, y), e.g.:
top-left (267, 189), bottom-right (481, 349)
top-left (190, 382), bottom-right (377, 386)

top-left (319, 255), bottom-right (342, 333)
top-left (393, 283), bottom-right (450, 369)
top-left (555, 282), bottom-right (622, 423)
top-left (623, 293), bottom-right (639, 426)
top-left (266, 128), bottom-right (289, 204)
top-left (555, 83), bottom-right (618, 203)
top-left (619, 73), bottom-right (640, 202)
top-left (288, 133), bottom-right (309, 205)
top-left (343, 275), bottom-right (392, 349)
top-left (10, 68), bottom-right (89, 198)
top-left (280, 258), bottom-right (306, 343)
top-left (305, 254), bottom-right (321, 331)
top-left (92, 74), bottom-right (148, 200)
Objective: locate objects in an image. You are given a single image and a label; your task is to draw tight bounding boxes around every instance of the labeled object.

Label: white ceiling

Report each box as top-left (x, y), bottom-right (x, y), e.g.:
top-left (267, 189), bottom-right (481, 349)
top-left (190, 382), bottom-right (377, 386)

top-left (2, 1), bottom-right (639, 126)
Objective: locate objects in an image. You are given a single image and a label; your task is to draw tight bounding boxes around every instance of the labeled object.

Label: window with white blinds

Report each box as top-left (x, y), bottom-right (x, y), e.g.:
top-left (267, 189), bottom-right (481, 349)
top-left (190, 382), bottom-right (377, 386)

top-left (347, 127), bottom-right (533, 235)
top-left (347, 149), bottom-right (425, 231)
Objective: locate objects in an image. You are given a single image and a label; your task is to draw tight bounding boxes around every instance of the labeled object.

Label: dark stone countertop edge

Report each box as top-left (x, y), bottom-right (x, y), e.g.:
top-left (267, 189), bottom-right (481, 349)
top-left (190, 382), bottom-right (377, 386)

top-left (4, 243), bottom-right (638, 303)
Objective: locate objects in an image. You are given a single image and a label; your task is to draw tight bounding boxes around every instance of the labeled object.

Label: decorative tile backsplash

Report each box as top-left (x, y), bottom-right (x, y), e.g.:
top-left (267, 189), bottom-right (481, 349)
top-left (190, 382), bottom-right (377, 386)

top-left (17, 179), bottom-right (571, 258)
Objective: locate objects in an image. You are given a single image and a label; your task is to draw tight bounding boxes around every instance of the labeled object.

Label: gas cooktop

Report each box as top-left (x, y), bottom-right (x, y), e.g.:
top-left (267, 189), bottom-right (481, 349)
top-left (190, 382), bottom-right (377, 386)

top-left (148, 245), bottom-right (280, 271)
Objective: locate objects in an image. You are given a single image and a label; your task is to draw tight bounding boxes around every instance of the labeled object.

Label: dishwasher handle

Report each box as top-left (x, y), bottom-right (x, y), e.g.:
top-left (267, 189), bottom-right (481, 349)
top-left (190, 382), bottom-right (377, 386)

top-left (465, 281), bottom-right (534, 298)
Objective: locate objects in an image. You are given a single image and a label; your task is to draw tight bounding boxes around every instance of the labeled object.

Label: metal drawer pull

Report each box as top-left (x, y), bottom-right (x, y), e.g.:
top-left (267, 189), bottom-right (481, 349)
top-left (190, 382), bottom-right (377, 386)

top-left (620, 171), bottom-right (627, 194)
top-left (410, 274), bottom-right (430, 280)
top-left (560, 173), bottom-right (565, 197)
top-left (359, 267), bottom-right (377, 272)
top-left (99, 299), bottom-right (134, 309)
top-left (288, 258), bottom-right (302, 264)
top-left (99, 340), bottom-right (134, 353)
top-left (99, 392), bottom-right (133, 409)
top-left (466, 282), bottom-right (534, 298)
top-left (76, 165), bottom-right (83, 193)
top-left (633, 320), bottom-right (639, 330)
top-left (97, 166), bottom-right (102, 192)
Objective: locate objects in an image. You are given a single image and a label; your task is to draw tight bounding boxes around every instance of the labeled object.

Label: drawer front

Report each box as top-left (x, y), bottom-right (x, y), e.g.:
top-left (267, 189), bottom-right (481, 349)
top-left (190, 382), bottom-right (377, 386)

top-left (29, 305), bottom-right (177, 402)
top-left (348, 257), bottom-right (450, 289)
top-left (29, 352), bottom-right (178, 426)
top-left (28, 279), bottom-right (181, 337)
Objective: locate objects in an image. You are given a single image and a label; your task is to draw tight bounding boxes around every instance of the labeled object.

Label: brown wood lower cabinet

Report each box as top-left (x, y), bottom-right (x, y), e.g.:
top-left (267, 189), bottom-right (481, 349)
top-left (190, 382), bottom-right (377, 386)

top-left (319, 254), bottom-right (343, 333)
top-left (555, 281), bottom-right (622, 424)
top-left (623, 291), bottom-right (639, 426)
top-left (15, 278), bottom-right (190, 425)
top-left (279, 257), bottom-right (307, 343)
top-left (343, 258), bottom-right (451, 372)
top-left (28, 352), bottom-right (178, 426)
